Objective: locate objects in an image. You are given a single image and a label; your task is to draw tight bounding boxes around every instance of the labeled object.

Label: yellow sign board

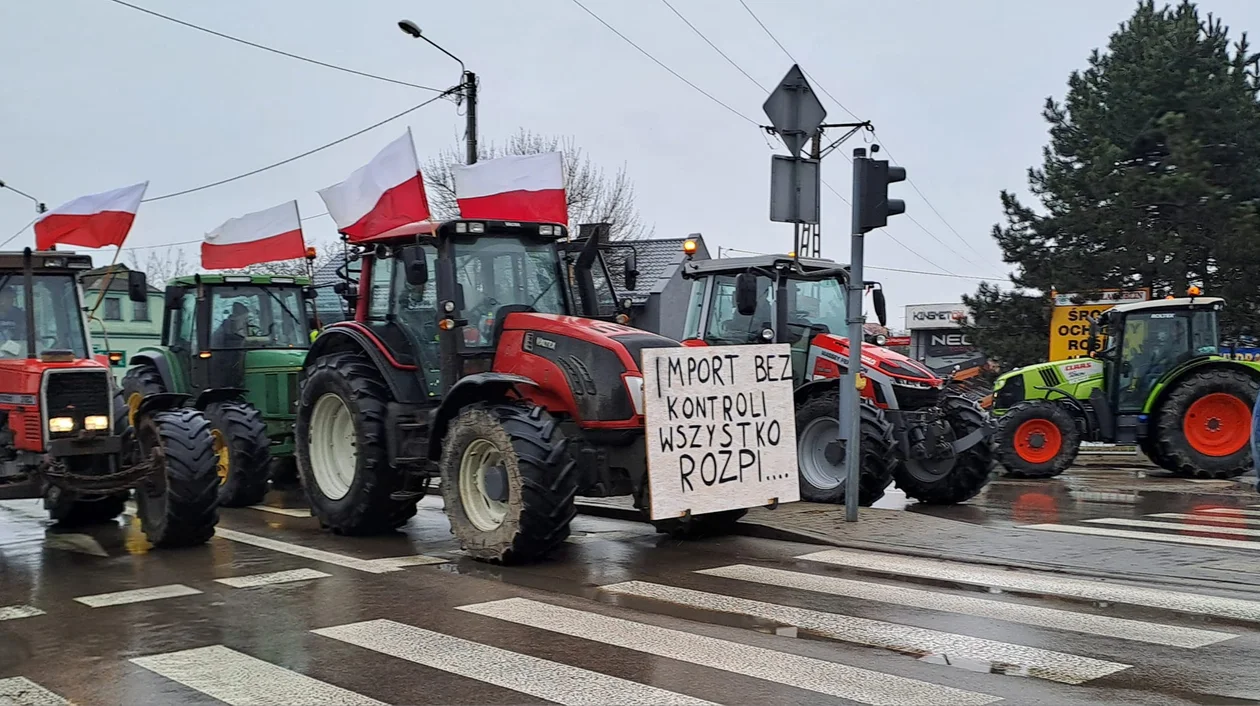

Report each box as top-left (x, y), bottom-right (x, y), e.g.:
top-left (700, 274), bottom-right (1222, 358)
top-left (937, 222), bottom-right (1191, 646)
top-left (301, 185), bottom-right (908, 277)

top-left (1048, 290), bottom-right (1150, 361)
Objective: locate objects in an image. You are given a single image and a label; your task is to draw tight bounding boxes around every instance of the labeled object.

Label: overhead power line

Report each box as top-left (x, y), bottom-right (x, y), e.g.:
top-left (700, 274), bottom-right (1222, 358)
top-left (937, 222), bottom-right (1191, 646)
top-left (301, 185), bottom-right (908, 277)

top-left (0, 216), bottom-right (40, 249)
top-left (659, 0), bottom-right (765, 92)
top-left (142, 92), bottom-right (454, 202)
top-left (873, 137), bottom-right (989, 260)
top-left (104, 0), bottom-right (444, 93)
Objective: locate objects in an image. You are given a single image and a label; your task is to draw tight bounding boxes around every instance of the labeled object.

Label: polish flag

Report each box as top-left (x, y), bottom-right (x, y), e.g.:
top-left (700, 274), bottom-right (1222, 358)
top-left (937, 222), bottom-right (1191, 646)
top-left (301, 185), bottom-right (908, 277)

top-left (317, 130), bottom-right (431, 242)
top-left (453, 152), bottom-right (567, 224)
top-left (34, 182), bottom-right (148, 250)
top-left (202, 201), bottom-right (306, 270)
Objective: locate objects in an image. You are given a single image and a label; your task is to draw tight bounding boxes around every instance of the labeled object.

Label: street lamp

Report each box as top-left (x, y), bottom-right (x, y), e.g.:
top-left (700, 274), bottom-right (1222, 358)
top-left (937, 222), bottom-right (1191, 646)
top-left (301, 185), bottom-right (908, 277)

top-left (397, 19), bottom-right (476, 165)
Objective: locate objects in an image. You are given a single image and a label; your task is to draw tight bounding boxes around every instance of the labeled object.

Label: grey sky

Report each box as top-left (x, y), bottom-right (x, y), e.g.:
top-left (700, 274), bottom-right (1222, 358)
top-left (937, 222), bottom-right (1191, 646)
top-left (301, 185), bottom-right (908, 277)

top-left (4, 0), bottom-right (1257, 327)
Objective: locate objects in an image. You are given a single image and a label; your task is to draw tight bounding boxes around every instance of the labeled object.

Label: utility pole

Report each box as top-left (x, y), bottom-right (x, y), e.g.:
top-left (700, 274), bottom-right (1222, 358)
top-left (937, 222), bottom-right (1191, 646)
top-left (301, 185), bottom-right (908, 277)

top-left (464, 70), bottom-right (478, 165)
top-left (798, 130), bottom-right (824, 257)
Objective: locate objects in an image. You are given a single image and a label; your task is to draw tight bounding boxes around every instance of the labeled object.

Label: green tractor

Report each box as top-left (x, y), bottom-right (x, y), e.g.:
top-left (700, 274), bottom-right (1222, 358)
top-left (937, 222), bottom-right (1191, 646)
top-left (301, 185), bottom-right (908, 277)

top-left (991, 293), bottom-right (1260, 479)
top-left (124, 274), bottom-right (314, 506)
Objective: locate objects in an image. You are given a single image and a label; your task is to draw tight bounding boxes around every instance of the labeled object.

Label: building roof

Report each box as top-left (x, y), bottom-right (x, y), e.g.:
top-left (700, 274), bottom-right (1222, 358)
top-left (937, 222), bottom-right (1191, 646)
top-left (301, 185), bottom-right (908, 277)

top-left (81, 263), bottom-right (162, 293)
top-left (311, 253), bottom-right (358, 317)
top-left (601, 235), bottom-right (709, 305)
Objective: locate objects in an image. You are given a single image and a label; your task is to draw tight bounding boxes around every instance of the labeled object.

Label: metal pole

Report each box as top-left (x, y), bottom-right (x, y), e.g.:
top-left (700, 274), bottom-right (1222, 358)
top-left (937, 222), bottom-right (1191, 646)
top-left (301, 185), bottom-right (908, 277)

top-left (809, 130), bottom-right (823, 258)
top-left (464, 70), bottom-right (478, 165)
top-left (843, 148), bottom-right (867, 523)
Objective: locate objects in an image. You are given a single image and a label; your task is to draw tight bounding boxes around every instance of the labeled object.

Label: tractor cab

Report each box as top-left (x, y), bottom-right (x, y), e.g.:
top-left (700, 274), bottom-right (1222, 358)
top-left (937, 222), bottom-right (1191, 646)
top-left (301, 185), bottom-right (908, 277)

top-left (1092, 296), bottom-right (1223, 413)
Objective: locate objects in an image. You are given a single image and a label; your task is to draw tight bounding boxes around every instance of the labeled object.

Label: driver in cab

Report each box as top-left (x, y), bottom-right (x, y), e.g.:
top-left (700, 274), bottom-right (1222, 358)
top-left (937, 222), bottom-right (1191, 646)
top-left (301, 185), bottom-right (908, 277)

top-left (0, 284), bottom-right (26, 357)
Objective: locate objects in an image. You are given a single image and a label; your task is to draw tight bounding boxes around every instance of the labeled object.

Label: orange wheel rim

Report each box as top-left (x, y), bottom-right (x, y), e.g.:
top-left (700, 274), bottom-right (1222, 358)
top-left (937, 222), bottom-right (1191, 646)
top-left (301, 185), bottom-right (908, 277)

top-left (1013, 419), bottom-right (1062, 464)
top-left (1183, 393), bottom-right (1251, 457)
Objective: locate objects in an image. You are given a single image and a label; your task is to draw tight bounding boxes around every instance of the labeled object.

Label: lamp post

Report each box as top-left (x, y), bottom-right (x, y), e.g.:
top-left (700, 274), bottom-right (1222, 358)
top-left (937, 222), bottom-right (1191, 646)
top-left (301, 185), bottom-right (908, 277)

top-left (397, 20), bottom-right (476, 165)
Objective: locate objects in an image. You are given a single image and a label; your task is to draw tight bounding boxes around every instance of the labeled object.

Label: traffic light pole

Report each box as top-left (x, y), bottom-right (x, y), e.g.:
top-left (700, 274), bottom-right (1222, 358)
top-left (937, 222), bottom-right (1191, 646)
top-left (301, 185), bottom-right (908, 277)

top-left (843, 147), bottom-right (868, 523)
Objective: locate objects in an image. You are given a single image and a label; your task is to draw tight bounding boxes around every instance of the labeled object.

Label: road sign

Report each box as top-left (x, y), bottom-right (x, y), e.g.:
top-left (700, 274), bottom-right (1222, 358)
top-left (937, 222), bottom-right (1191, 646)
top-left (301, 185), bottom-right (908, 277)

top-left (763, 64), bottom-right (826, 158)
top-left (641, 344), bottom-right (799, 520)
top-left (769, 155), bottom-right (820, 224)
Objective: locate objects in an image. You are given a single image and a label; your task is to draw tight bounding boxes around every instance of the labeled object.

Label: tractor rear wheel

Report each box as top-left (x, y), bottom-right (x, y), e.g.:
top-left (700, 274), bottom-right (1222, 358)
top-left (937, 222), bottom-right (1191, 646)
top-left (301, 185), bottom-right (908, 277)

top-left (439, 403), bottom-right (577, 563)
top-left (204, 401), bottom-right (271, 507)
top-left (994, 400), bottom-right (1080, 478)
top-left (1153, 369), bottom-right (1259, 479)
top-left (895, 395), bottom-right (995, 505)
top-left (795, 390), bottom-right (894, 505)
top-left (297, 353), bottom-right (418, 534)
top-left (134, 408), bottom-right (221, 548)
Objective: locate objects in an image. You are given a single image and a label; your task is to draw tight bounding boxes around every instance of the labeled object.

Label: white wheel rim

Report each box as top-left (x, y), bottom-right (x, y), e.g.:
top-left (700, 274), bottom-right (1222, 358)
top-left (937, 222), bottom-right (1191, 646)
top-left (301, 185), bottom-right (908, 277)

top-left (459, 438), bottom-right (508, 531)
top-left (798, 416), bottom-right (845, 491)
top-left (309, 393), bottom-right (357, 501)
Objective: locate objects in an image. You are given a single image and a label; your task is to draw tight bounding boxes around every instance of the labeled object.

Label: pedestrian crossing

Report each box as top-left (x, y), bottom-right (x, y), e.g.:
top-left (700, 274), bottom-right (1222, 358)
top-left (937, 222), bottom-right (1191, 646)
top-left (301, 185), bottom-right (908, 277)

top-left (7, 546), bottom-right (1258, 705)
top-left (1025, 503), bottom-right (1260, 553)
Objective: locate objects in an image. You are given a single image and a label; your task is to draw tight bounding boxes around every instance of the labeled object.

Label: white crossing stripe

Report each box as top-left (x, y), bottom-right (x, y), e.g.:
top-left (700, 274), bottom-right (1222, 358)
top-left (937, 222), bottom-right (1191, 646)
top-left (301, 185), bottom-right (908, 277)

top-left (799, 548), bottom-right (1260, 622)
top-left (1026, 523), bottom-right (1260, 552)
top-left (1085, 517), bottom-right (1260, 537)
top-left (0, 677), bottom-right (69, 706)
top-left (1202, 508), bottom-right (1260, 517)
top-left (314, 619), bottom-right (715, 705)
top-left (215, 568), bottom-right (331, 588)
top-left (1150, 512), bottom-right (1260, 525)
top-left (459, 598), bottom-right (1000, 706)
top-left (74, 584), bottom-right (201, 608)
top-left (0, 605), bottom-right (44, 622)
top-left (699, 564), bottom-right (1233, 648)
top-left (132, 644), bottom-right (385, 706)
top-left (250, 505), bottom-right (312, 517)
top-left (603, 580), bottom-right (1128, 684)
top-left (214, 528), bottom-right (443, 573)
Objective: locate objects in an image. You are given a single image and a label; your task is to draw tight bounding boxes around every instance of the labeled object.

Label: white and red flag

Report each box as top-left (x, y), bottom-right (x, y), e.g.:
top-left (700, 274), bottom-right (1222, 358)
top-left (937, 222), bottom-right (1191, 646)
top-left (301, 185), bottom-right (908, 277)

top-left (34, 181), bottom-right (148, 250)
top-left (317, 130), bottom-right (431, 242)
top-left (202, 200), bottom-right (306, 270)
top-left (453, 152), bottom-right (566, 224)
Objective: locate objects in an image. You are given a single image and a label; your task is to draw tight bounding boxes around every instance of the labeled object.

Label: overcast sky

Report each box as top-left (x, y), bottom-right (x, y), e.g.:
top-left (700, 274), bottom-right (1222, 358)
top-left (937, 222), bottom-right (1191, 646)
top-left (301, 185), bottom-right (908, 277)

top-left (4, 0), bottom-right (1258, 327)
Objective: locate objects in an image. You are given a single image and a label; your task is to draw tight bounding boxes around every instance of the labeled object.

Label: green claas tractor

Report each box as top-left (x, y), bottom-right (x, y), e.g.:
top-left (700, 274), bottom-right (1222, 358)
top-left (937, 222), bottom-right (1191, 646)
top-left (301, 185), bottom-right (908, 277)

top-left (124, 274), bottom-right (315, 506)
top-left (991, 293), bottom-right (1260, 479)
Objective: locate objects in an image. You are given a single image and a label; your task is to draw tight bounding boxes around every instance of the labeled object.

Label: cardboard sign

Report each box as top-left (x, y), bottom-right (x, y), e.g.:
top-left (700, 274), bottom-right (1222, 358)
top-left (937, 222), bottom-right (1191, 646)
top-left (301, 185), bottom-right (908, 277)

top-left (641, 344), bottom-right (799, 520)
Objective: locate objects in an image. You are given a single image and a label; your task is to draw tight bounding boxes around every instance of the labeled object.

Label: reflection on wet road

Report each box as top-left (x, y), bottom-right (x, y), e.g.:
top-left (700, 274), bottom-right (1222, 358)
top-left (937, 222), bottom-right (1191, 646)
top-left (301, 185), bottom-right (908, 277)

top-left (3, 468), bottom-right (1260, 705)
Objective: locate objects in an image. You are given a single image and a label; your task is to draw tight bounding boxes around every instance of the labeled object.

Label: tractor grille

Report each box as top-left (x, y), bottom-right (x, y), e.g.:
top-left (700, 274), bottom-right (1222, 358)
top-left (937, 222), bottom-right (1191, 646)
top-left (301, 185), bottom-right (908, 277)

top-left (44, 370), bottom-right (111, 436)
top-left (1038, 368), bottom-right (1062, 388)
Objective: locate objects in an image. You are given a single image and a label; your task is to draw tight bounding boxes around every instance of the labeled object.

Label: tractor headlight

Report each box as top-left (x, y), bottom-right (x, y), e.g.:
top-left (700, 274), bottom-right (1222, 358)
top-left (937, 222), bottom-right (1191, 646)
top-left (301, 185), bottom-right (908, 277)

top-left (624, 375), bottom-right (645, 415)
top-left (48, 417), bottom-right (75, 433)
top-left (83, 415), bottom-right (109, 431)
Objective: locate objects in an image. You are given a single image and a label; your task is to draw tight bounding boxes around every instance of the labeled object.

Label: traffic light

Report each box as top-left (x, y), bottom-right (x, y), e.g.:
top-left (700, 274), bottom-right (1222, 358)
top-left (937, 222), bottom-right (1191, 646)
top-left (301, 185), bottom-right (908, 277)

top-left (855, 153), bottom-right (907, 233)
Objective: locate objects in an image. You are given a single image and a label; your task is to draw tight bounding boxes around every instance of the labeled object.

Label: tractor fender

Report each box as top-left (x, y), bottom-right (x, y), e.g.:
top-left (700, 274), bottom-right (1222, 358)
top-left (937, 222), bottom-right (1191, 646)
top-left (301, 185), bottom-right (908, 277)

top-left (793, 378), bottom-right (838, 404)
top-left (130, 351), bottom-right (176, 391)
top-left (305, 324), bottom-right (426, 404)
top-left (427, 373), bottom-right (540, 460)
top-left (136, 392), bottom-right (192, 419)
top-left (193, 388), bottom-right (247, 410)
top-left (1144, 358), bottom-right (1260, 415)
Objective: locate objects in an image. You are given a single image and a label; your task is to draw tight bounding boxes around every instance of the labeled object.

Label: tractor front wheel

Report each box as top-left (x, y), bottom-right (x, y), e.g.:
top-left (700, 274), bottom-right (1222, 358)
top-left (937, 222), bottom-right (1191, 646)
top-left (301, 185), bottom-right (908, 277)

top-left (204, 401), bottom-right (271, 507)
top-left (297, 354), bottom-right (417, 534)
top-left (994, 400), bottom-right (1080, 478)
top-left (1154, 369), bottom-right (1259, 479)
top-left (134, 408), bottom-right (221, 548)
top-left (121, 363), bottom-right (166, 426)
top-left (439, 404), bottom-right (577, 563)
top-left (795, 390), bottom-right (894, 505)
top-left (894, 395), bottom-right (995, 505)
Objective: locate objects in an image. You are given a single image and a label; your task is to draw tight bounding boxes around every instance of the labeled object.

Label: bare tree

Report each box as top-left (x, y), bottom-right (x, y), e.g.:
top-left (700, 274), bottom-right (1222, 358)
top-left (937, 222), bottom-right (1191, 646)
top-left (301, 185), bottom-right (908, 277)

top-left (230, 240), bottom-right (340, 278)
top-left (127, 247), bottom-right (194, 284)
top-left (424, 129), bottom-right (651, 241)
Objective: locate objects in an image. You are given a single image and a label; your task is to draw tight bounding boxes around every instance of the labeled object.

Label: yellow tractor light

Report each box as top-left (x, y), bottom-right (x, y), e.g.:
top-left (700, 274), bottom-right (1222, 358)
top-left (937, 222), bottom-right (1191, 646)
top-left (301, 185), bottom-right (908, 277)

top-left (83, 415), bottom-right (109, 431)
top-left (682, 239), bottom-right (698, 256)
top-left (1188, 285), bottom-right (1202, 296)
top-left (48, 417), bottom-right (75, 433)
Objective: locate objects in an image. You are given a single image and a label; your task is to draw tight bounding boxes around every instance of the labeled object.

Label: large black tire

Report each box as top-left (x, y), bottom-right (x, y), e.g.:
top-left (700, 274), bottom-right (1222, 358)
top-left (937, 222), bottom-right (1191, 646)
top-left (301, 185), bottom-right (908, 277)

top-left (895, 395), bottom-right (995, 505)
top-left (439, 403), bottom-right (577, 563)
top-left (795, 390), bottom-right (895, 505)
top-left (1153, 368), bottom-right (1259, 479)
top-left (269, 456), bottom-right (300, 488)
top-left (134, 408), bottom-right (221, 548)
top-left (993, 400), bottom-right (1080, 478)
top-left (296, 353), bottom-right (417, 534)
top-left (121, 363), bottom-right (166, 425)
top-left (204, 401), bottom-right (271, 507)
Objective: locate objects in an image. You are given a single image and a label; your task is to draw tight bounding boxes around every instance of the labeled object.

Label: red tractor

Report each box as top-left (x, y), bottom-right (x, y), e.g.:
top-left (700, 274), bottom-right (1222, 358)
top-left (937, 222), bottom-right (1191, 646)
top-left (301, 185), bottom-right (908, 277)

top-left (665, 252), bottom-right (993, 506)
top-left (296, 219), bottom-right (733, 564)
top-left (0, 249), bottom-right (220, 545)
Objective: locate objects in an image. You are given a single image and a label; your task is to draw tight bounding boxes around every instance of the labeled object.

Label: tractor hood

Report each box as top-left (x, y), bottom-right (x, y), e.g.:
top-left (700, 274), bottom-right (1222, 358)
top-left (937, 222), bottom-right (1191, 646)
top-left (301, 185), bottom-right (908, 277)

top-left (502, 312), bottom-right (680, 374)
top-left (812, 333), bottom-right (942, 384)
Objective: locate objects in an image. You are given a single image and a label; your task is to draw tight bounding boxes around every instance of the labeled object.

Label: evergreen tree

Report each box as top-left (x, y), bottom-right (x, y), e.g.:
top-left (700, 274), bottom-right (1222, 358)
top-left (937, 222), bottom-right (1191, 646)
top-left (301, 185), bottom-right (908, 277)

top-left (972, 0), bottom-right (1260, 360)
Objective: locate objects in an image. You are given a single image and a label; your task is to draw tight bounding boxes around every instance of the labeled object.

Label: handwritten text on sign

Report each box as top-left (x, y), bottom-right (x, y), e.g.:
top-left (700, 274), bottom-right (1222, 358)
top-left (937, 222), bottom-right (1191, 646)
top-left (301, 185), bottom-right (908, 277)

top-left (642, 344), bottom-right (799, 520)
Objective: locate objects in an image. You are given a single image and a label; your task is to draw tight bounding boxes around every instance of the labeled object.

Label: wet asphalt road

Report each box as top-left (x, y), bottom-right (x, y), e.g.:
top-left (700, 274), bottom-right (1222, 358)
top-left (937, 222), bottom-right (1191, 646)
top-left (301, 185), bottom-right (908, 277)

top-left (4, 469), bottom-right (1260, 705)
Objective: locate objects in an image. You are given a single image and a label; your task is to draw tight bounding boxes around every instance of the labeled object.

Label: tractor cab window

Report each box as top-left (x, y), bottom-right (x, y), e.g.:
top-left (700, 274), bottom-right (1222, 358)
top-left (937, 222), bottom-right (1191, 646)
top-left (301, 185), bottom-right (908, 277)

top-left (0, 274), bottom-right (26, 357)
top-left (452, 237), bottom-right (564, 348)
top-left (1116, 309), bottom-right (1214, 410)
top-left (681, 279), bottom-right (707, 340)
top-left (391, 246), bottom-right (442, 396)
top-left (0, 274), bottom-right (88, 359)
top-left (209, 286), bottom-right (308, 350)
top-left (565, 254), bottom-right (617, 318)
top-left (705, 275), bottom-right (766, 344)
top-left (703, 274), bottom-right (846, 346)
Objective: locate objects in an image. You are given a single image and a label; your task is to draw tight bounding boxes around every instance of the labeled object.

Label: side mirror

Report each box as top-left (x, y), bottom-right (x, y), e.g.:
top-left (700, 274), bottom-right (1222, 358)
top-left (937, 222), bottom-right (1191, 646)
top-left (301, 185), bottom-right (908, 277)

top-left (623, 250), bottom-right (638, 292)
top-left (164, 285), bottom-right (183, 311)
top-left (453, 283), bottom-right (466, 312)
top-left (871, 287), bottom-right (888, 328)
top-left (127, 270), bottom-right (148, 303)
top-left (1086, 319), bottom-right (1099, 355)
top-left (735, 272), bottom-right (758, 316)
top-left (400, 248), bottom-right (428, 287)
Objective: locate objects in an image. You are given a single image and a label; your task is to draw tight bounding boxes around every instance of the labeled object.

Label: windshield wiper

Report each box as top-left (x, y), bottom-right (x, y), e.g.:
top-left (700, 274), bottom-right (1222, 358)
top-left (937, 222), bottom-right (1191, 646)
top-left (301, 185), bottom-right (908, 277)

top-left (262, 288), bottom-right (304, 331)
